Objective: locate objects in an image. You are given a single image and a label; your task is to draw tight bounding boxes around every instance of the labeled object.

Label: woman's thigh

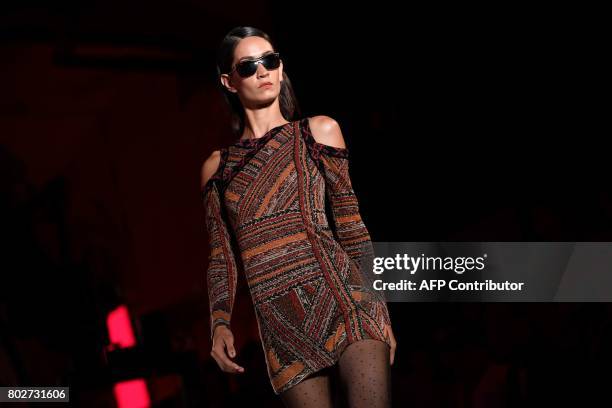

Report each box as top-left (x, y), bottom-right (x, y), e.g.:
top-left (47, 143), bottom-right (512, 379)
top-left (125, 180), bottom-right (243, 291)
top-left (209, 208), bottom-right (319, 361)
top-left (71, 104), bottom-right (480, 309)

top-left (279, 366), bottom-right (334, 408)
top-left (337, 339), bottom-right (391, 408)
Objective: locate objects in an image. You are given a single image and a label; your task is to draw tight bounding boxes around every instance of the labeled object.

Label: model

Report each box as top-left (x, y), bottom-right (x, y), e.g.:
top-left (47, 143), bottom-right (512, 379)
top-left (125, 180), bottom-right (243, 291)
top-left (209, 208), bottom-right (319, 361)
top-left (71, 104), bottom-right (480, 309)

top-left (201, 26), bottom-right (397, 407)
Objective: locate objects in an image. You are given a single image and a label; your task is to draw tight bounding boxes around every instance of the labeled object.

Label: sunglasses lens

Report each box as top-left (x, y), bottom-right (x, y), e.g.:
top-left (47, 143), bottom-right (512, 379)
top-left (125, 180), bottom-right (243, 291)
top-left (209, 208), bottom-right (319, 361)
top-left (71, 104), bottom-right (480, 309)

top-left (237, 64), bottom-right (256, 77)
top-left (262, 53), bottom-right (281, 70)
top-left (235, 53), bottom-right (281, 78)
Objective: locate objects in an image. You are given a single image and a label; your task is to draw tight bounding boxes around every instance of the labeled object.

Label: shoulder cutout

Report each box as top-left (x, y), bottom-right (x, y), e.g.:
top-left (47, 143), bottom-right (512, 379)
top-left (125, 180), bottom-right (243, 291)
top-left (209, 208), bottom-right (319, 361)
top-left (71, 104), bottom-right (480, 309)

top-left (200, 149), bottom-right (225, 194)
top-left (300, 116), bottom-right (349, 159)
top-left (308, 115), bottom-right (347, 149)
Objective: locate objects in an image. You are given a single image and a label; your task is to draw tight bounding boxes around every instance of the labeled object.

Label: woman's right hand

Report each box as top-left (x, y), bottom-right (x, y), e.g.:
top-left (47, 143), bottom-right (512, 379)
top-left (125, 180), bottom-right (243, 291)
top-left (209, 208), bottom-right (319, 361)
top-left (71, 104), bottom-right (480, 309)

top-left (210, 325), bottom-right (245, 374)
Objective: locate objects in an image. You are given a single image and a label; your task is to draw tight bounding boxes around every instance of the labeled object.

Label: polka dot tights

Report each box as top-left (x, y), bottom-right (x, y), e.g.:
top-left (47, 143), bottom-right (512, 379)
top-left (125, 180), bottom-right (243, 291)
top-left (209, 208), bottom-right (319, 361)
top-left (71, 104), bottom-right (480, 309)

top-left (279, 339), bottom-right (391, 408)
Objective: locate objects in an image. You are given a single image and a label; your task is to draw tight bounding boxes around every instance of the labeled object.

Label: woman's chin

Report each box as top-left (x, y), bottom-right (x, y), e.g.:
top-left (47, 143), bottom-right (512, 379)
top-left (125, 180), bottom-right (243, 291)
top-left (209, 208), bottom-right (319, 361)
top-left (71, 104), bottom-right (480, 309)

top-left (252, 94), bottom-right (279, 106)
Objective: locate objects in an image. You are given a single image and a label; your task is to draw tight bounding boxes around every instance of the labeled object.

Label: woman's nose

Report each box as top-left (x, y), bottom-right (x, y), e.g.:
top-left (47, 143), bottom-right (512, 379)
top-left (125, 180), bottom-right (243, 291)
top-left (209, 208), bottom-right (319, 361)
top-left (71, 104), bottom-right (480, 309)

top-left (256, 62), bottom-right (269, 76)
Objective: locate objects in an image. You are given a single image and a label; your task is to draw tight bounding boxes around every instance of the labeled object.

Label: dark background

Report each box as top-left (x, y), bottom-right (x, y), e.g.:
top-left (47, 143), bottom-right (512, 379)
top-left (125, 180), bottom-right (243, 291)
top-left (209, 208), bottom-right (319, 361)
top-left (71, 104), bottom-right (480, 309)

top-left (1, 1), bottom-right (609, 406)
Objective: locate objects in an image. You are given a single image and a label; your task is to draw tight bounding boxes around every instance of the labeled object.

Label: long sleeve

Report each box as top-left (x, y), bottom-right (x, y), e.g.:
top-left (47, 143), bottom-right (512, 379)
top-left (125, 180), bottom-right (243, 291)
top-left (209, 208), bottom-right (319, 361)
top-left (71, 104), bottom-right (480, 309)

top-left (302, 132), bottom-right (391, 327)
top-left (202, 177), bottom-right (239, 340)
top-left (319, 152), bottom-right (373, 268)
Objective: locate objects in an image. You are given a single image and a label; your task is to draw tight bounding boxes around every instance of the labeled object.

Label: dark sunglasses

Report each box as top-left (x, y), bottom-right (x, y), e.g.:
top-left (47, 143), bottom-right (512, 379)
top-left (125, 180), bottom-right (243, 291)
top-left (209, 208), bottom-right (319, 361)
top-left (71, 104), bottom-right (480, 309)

top-left (228, 52), bottom-right (281, 78)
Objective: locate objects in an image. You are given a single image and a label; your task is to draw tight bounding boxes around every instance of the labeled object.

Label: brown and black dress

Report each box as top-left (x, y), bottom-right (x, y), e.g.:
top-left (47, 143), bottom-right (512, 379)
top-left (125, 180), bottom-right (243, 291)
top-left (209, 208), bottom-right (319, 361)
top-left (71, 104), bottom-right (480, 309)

top-left (201, 117), bottom-right (392, 395)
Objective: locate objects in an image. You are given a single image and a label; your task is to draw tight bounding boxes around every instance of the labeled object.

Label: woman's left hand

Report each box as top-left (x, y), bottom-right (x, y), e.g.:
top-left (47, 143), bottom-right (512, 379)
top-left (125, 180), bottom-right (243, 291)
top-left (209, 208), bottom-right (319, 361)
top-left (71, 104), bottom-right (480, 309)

top-left (383, 323), bottom-right (397, 365)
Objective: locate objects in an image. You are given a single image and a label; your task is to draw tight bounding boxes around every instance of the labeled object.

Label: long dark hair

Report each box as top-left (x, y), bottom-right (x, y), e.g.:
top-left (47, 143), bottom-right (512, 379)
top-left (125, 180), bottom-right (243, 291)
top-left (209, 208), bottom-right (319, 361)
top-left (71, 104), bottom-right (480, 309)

top-left (216, 26), bottom-right (302, 138)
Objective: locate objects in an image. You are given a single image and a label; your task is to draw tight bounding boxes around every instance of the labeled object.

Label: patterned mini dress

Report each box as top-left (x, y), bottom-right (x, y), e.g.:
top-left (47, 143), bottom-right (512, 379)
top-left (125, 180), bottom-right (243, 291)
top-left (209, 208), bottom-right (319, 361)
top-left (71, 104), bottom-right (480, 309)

top-left (201, 117), bottom-right (392, 395)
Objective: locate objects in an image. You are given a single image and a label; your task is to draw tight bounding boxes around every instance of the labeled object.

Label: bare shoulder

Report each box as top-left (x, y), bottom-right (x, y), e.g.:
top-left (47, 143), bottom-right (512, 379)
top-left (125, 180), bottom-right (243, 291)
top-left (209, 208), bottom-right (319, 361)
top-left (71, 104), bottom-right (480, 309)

top-left (200, 150), bottom-right (222, 190)
top-left (308, 115), bottom-right (347, 149)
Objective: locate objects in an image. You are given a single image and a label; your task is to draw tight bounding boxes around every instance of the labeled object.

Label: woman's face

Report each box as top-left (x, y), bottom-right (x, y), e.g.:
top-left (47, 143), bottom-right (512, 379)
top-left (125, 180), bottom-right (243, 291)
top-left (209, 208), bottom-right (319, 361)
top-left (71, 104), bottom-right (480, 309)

top-left (220, 36), bottom-right (284, 107)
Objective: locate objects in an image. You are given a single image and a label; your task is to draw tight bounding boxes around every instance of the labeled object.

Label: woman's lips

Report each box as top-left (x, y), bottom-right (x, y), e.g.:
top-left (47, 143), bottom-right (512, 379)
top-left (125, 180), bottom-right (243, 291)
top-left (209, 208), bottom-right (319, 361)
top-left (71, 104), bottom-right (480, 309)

top-left (259, 82), bottom-right (273, 88)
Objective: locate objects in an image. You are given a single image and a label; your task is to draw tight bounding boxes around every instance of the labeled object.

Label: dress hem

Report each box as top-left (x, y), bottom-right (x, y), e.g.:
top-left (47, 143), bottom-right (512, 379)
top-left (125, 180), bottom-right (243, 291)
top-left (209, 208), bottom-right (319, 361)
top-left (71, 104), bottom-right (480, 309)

top-left (273, 335), bottom-right (391, 395)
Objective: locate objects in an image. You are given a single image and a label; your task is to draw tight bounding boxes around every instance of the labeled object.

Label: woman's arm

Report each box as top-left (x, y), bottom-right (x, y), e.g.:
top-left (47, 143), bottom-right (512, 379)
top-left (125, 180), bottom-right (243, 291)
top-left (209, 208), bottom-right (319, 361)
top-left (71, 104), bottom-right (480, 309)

top-left (201, 151), bottom-right (245, 373)
top-left (305, 116), bottom-right (392, 327)
top-left (305, 116), bottom-right (397, 364)
top-left (201, 150), bottom-right (239, 339)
